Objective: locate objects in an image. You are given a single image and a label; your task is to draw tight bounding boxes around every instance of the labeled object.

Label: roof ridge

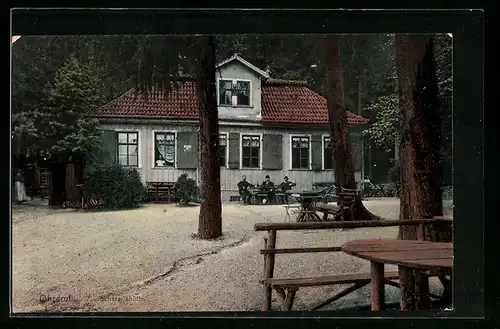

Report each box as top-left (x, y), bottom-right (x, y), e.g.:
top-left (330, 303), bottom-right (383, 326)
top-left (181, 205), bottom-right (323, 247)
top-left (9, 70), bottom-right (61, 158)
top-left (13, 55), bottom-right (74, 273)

top-left (263, 78), bottom-right (309, 86)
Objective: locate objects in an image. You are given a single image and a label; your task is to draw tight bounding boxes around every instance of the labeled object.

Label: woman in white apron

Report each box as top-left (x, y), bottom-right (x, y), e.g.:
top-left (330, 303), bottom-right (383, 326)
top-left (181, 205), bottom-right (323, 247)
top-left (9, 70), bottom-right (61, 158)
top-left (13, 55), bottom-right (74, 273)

top-left (14, 170), bottom-right (28, 203)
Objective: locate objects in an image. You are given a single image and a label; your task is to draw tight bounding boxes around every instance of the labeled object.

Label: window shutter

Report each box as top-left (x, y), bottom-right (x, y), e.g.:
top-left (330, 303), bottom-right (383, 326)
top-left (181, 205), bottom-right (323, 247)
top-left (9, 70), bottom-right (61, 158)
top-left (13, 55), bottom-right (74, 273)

top-left (311, 134), bottom-right (322, 171)
top-left (176, 132), bottom-right (198, 169)
top-left (262, 134), bottom-right (282, 170)
top-left (100, 130), bottom-right (117, 164)
top-left (228, 133), bottom-right (240, 169)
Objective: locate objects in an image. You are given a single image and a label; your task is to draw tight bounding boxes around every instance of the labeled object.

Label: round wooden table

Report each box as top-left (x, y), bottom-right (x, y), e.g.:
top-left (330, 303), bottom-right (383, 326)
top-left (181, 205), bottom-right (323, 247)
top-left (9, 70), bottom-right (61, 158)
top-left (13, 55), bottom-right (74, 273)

top-left (342, 238), bottom-right (453, 311)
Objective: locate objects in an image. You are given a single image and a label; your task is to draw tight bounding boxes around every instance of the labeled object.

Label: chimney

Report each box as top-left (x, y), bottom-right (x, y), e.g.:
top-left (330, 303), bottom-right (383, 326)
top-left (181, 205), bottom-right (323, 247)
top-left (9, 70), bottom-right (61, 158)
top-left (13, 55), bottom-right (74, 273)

top-left (265, 65), bottom-right (272, 76)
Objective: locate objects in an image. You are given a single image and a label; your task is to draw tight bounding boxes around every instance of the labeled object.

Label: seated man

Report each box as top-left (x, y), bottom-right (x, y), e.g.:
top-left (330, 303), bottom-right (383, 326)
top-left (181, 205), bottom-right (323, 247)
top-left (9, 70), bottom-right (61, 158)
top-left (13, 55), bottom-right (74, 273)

top-left (261, 175), bottom-right (275, 204)
top-left (280, 176), bottom-right (297, 203)
top-left (237, 175), bottom-right (253, 204)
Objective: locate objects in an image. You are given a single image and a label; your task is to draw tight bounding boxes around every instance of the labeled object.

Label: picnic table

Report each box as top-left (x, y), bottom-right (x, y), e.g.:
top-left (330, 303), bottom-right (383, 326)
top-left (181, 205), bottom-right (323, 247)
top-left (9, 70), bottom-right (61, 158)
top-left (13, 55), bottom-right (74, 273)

top-left (291, 191), bottom-right (323, 222)
top-left (342, 238), bottom-right (453, 311)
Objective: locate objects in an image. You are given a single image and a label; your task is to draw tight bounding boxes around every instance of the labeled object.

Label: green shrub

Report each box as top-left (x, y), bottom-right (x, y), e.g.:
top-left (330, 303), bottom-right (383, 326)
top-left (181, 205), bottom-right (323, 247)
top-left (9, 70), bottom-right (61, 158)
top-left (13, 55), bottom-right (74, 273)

top-left (175, 173), bottom-right (199, 205)
top-left (84, 163), bottom-right (146, 210)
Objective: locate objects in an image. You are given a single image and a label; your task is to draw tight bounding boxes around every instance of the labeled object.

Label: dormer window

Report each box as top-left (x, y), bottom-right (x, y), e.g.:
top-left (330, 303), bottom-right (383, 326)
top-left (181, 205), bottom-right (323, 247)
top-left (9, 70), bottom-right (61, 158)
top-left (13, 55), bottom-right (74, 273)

top-left (218, 79), bottom-right (251, 106)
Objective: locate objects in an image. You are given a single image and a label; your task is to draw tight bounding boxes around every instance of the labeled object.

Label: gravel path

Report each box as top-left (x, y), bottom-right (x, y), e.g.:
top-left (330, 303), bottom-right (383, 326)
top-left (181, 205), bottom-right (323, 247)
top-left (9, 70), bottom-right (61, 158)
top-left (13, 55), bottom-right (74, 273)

top-left (12, 198), bottom-right (452, 312)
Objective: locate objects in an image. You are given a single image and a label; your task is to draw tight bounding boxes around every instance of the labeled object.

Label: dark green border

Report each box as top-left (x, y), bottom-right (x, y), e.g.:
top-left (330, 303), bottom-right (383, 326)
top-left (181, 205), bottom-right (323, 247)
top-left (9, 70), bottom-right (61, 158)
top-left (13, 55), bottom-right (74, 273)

top-left (8, 7), bottom-right (486, 328)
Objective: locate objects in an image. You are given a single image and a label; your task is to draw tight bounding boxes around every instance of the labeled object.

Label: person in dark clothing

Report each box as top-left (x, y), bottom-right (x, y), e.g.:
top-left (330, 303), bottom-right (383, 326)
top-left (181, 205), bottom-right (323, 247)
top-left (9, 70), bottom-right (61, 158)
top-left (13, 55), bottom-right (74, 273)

top-left (237, 175), bottom-right (253, 204)
top-left (280, 176), bottom-right (296, 203)
top-left (261, 175), bottom-right (275, 204)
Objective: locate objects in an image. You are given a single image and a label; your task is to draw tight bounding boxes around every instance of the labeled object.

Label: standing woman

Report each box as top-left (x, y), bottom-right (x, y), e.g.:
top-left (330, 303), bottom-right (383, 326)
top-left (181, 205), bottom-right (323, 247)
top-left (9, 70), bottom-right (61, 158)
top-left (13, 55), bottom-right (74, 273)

top-left (14, 169), bottom-right (28, 203)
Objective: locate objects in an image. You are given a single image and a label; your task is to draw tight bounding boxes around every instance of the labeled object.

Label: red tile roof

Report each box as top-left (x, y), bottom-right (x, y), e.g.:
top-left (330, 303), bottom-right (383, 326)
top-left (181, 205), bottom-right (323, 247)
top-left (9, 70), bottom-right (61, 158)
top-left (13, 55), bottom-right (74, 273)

top-left (94, 79), bottom-right (369, 125)
top-left (95, 81), bottom-right (199, 120)
top-left (261, 79), bottom-right (369, 124)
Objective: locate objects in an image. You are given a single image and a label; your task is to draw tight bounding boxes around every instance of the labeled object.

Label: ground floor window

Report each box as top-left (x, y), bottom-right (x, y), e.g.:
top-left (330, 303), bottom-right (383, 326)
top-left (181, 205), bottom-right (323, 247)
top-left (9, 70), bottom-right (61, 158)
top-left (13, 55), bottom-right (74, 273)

top-left (117, 132), bottom-right (138, 167)
top-left (242, 135), bottom-right (260, 168)
top-left (219, 134), bottom-right (228, 167)
top-left (155, 132), bottom-right (175, 167)
top-left (291, 136), bottom-right (310, 169)
top-left (323, 136), bottom-right (334, 170)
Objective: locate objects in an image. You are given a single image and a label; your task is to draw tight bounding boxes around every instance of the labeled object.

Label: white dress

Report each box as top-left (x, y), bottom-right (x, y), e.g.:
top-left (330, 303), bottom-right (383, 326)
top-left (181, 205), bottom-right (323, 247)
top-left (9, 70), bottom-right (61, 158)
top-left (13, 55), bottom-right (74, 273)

top-left (15, 180), bottom-right (28, 202)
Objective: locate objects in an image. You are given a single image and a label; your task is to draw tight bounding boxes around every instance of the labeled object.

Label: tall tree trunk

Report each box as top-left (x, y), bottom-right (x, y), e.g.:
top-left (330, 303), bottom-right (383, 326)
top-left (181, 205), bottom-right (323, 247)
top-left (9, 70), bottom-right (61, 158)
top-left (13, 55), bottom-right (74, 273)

top-left (395, 35), bottom-right (448, 310)
top-left (196, 36), bottom-right (222, 239)
top-left (324, 35), bottom-right (382, 221)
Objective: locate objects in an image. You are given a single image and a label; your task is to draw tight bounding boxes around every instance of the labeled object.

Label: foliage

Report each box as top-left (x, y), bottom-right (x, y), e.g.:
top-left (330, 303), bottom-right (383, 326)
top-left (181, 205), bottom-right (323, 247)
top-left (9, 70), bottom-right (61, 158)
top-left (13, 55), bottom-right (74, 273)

top-left (12, 54), bottom-right (104, 160)
top-left (84, 163), bottom-right (146, 210)
top-left (363, 35), bottom-right (452, 154)
top-left (364, 94), bottom-right (399, 151)
top-left (175, 173), bottom-right (198, 205)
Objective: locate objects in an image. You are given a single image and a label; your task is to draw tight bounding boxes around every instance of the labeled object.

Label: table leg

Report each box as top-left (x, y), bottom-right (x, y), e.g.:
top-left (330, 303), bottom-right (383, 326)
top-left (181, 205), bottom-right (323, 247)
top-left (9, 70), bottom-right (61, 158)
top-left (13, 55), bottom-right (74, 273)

top-left (371, 262), bottom-right (385, 311)
top-left (398, 265), bottom-right (415, 310)
top-left (370, 261), bottom-right (385, 311)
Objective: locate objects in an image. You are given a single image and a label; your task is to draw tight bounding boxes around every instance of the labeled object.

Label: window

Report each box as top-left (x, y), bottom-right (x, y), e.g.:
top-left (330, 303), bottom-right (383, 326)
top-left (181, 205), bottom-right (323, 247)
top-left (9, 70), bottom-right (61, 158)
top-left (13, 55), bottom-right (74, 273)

top-left (219, 134), bottom-right (228, 167)
top-left (291, 136), bottom-right (310, 169)
top-left (242, 135), bottom-right (260, 168)
top-left (218, 79), bottom-right (251, 106)
top-left (236, 81), bottom-right (250, 106)
top-left (154, 132), bottom-right (175, 167)
top-left (323, 136), bottom-right (334, 170)
top-left (117, 132), bottom-right (138, 167)
top-left (219, 80), bottom-right (233, 105)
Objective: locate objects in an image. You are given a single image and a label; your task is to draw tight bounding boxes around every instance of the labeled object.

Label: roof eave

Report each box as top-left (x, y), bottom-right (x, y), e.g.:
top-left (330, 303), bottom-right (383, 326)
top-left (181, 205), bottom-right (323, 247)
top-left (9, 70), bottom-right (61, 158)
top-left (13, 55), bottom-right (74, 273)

top-left (216, 54), bottom-right (270, 78)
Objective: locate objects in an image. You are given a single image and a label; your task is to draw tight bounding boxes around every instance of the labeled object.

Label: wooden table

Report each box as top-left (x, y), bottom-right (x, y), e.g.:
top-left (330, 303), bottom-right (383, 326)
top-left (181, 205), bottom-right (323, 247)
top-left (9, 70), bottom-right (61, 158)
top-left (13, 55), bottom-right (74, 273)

top-left (291, 192), bottom-right (323, 222)
top-left (342, 238), bottom-right (453, 311)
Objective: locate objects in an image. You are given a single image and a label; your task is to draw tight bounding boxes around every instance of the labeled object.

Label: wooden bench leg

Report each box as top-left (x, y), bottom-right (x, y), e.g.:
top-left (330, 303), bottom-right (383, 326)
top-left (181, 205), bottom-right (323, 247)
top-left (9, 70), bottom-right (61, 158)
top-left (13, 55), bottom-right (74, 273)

top-left (310, 280), bottom-right (370, 311)
top-left (371, 261), bottom-right (385, 311)
top-left (274, 287), bottom-right (298, 311)
top-left (262, 230), bottom-right (276, 311)
top-left (284, 287), bottom-right (298, 311)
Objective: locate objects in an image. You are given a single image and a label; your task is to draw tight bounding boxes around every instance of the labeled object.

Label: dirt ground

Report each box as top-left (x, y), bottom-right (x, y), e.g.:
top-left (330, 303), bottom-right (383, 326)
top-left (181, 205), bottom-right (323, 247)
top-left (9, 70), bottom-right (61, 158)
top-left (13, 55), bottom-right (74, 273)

top-left (11, 198), bottom-right (453, 313)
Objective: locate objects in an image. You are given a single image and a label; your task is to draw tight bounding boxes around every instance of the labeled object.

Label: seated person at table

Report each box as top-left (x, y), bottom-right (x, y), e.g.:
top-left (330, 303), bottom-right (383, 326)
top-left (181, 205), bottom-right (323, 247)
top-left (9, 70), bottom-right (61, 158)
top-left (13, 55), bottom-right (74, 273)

top-left (260, 175), bottom-right (275, 204)
top-left (280, 176), bottom-right (296, 203)
top-left (237, 175), bottom-right (253, 204)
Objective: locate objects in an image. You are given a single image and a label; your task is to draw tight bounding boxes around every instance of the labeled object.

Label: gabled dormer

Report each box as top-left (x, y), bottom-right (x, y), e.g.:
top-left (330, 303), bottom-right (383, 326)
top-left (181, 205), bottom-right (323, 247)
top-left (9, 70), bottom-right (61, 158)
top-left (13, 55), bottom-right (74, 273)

top-left (215, 54), bottom-right (270, 121)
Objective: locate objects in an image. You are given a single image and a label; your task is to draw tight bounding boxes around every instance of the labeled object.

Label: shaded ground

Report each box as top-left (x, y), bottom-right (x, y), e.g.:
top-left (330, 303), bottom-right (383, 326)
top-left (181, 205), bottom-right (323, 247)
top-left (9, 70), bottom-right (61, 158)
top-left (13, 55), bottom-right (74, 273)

top-left (12, 198), bottom-right (453, 313)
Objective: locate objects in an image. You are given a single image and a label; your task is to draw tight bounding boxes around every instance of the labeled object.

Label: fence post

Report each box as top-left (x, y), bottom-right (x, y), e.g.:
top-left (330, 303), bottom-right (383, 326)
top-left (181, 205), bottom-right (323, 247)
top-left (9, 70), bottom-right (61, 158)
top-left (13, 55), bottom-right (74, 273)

top-left (262, 230), bottom-right (276, 311)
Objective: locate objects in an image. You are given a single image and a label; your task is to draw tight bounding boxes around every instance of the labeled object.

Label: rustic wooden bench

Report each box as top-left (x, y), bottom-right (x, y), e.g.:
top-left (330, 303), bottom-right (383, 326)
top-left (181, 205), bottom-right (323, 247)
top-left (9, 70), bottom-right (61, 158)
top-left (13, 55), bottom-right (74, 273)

top-left (147, 182), bottom-right (177, 203)
top-left (254, 219), bottom-right (439, 311)
top-left (314, 187), bottom-right (361, 221)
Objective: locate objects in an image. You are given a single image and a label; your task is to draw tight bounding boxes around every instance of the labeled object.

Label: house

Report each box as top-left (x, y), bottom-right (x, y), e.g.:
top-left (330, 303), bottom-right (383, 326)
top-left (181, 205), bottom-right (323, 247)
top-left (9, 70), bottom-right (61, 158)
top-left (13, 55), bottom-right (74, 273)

top-left (92, 54), bottom-right (369, 202)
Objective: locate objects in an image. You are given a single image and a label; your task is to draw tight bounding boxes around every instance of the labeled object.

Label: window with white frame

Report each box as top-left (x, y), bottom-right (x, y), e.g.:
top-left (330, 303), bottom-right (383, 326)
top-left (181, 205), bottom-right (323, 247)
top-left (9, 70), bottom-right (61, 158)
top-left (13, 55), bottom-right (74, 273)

top-left (218, 79), bottom-right (250, 106)
top-left (154, 132), bottom-right (175, 167)
top-left (219, 134), bottom-right (228, 167)
top-left (291, 136), bottom-right (310, 169)
top-left (117, 132), bottom-right (138, 167)
top-left (242, 135), bottom-right (260, 168)
top-left (323, 136), bottom-right (334, 170)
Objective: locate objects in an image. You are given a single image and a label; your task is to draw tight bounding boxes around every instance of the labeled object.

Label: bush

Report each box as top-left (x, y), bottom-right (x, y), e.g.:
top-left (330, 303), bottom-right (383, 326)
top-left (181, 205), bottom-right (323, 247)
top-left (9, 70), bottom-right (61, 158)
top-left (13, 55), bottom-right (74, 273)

top-left (84, 163), bottom-right (146, 210)
top-left (175, 173), bottom-right (199, 205)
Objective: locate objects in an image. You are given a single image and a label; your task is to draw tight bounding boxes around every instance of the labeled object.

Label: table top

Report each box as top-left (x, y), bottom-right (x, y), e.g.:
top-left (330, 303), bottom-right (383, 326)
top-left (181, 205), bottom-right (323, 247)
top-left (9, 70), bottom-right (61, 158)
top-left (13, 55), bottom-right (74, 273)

top-left (342, 238), bottom-right (453, 271)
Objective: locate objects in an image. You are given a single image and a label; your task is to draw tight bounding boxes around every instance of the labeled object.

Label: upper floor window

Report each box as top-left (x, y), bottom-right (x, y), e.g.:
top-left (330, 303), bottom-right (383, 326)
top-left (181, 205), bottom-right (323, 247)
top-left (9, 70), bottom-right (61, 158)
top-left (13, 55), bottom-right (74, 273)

top-left (155, 132), bottom-right (175, 167)
top-left (218, 79), bottom-right (251, 106)
top-left (323, 136), bottom-right (334, 170)
top-left (291, 136), bottom-right (310, 169)
top-left (117, 132), bottom-right (138, 167)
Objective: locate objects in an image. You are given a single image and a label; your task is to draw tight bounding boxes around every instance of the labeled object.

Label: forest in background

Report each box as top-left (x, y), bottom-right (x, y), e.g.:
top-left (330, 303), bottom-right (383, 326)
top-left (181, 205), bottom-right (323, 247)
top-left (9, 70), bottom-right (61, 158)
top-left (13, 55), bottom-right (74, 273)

top-left (11, 34), bottom-right (452, 184)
